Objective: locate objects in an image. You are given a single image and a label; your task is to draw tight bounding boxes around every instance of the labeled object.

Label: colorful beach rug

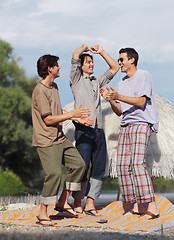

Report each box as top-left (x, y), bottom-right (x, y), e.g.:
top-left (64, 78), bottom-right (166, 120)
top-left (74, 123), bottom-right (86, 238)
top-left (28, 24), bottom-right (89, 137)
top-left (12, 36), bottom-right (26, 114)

top-left (0, 195), bottom-right (174, 232)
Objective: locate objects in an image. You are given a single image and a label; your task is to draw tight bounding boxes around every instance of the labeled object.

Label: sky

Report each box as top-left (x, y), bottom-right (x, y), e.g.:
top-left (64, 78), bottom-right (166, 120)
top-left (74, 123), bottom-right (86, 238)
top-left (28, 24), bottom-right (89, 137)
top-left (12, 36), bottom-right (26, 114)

top-left (0, 0), bottom-right (174, 107)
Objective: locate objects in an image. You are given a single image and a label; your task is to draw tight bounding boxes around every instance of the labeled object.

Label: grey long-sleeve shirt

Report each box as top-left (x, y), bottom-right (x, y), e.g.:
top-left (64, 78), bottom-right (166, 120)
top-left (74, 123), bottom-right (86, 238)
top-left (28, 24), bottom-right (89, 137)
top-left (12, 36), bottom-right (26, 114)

top-left (70, 58), bottom-right (115, 129)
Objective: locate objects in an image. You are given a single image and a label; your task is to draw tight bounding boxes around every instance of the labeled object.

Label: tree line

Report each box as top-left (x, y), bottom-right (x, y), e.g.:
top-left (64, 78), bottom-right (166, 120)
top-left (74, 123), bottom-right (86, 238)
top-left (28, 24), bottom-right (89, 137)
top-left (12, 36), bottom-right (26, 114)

top-left (0, 39), bottom-right (43, 190)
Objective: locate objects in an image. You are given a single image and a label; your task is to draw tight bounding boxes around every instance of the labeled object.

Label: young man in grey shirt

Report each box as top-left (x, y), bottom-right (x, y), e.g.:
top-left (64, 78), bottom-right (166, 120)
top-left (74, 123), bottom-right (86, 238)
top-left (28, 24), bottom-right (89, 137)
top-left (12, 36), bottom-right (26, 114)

top-left (70, 44), bottom-right (119, 216)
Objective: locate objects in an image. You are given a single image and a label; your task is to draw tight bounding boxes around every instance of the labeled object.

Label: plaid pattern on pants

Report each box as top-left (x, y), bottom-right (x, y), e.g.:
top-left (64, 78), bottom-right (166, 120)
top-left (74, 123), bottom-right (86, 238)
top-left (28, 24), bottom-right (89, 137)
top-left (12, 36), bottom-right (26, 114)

top-left (116, 124), bottom-right (155, 204)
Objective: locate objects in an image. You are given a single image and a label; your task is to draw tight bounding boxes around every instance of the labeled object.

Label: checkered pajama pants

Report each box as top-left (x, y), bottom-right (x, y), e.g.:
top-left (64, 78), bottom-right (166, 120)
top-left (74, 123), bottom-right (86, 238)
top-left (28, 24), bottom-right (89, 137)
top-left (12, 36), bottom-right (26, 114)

top-left (116, 124), bottom-right (155, 204)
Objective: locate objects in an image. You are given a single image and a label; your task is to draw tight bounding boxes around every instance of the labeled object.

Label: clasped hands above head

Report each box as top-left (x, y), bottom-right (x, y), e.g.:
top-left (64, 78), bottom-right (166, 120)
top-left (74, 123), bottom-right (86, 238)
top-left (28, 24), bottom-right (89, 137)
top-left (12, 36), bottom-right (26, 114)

top-left (82, 43), bottom-right (103, 54)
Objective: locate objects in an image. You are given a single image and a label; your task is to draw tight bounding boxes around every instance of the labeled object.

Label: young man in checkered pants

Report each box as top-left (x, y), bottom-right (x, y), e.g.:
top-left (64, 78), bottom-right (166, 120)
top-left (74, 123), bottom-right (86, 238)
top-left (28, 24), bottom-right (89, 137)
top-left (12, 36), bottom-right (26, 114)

top-left (100, 48), bottom-right (160, 220)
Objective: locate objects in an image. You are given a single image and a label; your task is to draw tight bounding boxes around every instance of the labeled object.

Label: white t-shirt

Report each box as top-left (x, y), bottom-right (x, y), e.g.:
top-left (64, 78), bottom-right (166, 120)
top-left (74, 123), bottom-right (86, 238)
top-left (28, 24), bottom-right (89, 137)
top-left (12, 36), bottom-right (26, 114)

top-left (117, 69), bottom-right (159, 132)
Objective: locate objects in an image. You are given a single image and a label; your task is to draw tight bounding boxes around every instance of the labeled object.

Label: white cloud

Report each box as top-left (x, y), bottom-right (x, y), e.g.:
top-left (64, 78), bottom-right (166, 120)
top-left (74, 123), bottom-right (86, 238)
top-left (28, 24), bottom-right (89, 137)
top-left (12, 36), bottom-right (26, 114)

top-left (39, 0), bottom-right (83, 14)
top-left (0, 0), bottom-right (174, 63)
top-left (162, 43), bottom-right (174, 53)
top-left (30, 0), bottom-right (90, 16)
top-left (0, 31), bottom-right (19, 42)
top-left (2, 0), bottom-right (25, 7)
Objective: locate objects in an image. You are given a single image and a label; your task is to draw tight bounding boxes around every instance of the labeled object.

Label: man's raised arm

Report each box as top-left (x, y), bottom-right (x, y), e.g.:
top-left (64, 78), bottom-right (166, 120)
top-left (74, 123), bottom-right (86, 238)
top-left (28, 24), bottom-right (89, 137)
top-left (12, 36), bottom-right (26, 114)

top-left (73, 43), bottom-right (89, 59)
top-left (89, 44), bottom-right (119, 75)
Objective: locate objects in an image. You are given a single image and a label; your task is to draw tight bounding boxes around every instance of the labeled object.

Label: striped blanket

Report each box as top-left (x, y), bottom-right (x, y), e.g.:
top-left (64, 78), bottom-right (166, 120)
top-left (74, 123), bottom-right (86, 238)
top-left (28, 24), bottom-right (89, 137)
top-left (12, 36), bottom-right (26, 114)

top-left (0, 195), bottom-right (174, 232)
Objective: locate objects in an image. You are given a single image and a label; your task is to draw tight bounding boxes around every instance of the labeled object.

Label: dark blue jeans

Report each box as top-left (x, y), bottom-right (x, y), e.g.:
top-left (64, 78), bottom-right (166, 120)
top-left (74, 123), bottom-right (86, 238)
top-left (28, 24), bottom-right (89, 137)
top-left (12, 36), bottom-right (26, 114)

top-left (72, 122), bottom-right (106, 200)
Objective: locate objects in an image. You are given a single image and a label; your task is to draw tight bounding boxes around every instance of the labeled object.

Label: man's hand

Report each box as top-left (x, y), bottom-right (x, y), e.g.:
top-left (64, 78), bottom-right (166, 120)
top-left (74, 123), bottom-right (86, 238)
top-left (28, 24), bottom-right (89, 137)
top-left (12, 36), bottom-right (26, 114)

top-left (100, 87), bottom-right (118, 101)
top-left (89, 44), bottom-right (103, 54)
top-left (71, 105), bottom-right (94, 126)
top-left (100, 88), bottom-right (109, 99)
top-left (71, 104), bottom-right (91, 118)
top-left (75, 117), bottom-right (94, 126)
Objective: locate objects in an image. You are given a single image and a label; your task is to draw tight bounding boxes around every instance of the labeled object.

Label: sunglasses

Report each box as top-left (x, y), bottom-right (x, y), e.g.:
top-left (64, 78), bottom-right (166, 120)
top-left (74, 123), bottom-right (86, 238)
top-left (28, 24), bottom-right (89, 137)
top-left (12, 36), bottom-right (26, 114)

top-left (117, 58), bottom-right (124, 63)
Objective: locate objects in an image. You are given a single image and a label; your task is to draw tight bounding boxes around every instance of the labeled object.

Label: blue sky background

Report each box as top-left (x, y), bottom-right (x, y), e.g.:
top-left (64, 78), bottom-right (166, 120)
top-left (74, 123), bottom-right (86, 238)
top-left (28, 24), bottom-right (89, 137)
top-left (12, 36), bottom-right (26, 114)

top-left (0, 0), bottom-right (174, 107)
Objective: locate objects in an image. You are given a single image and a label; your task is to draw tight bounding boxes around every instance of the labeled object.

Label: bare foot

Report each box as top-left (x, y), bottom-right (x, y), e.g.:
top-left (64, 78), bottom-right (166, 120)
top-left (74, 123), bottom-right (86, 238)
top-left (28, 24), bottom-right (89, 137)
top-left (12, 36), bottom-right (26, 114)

top-left (124, 209), bottom-right (144, 216)
top-left (84, 208), bottom-right (101, 216)
top-left (140, 201), bottom-right (160, 220)
top-left (38, 204), bottom-right (56, 225)
top-left (140, 209), bottom-right (160, 220)
top-left (55, 203), bottom-right (78, 217)
top-left (124, 202), bottom-right (146, 216)
top-left (84, 197), bottom-right (101, 216)
top-left (74, 207), bottom-right (87, 217)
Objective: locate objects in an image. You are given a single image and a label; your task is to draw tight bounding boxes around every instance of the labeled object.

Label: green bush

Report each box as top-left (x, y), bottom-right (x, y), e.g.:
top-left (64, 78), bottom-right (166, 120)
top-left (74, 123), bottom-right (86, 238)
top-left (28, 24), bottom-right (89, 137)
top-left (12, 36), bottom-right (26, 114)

top-left (0, 168), bottom-right (27, 196)
top-left (152, 177), bottom-right (174, 193)
top-left (102, 177), bottom-right (119, 192)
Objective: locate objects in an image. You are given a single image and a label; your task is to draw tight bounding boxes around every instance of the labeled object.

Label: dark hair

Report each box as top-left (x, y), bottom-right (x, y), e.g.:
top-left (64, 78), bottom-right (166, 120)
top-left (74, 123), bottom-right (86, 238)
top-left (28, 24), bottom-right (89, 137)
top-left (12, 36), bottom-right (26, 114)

top-left (119, 48), bottom-right (139, 67)
top-left (79, 53), bottom-right (93, 66)
top-left (37, 54), bottom-right (59, 79)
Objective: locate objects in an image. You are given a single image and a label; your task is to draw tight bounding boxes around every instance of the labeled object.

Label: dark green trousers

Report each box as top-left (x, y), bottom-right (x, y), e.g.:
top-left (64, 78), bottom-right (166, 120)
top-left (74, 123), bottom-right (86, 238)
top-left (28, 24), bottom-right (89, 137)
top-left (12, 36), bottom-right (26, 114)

top-left (37, 138), bottom-right (85, 205)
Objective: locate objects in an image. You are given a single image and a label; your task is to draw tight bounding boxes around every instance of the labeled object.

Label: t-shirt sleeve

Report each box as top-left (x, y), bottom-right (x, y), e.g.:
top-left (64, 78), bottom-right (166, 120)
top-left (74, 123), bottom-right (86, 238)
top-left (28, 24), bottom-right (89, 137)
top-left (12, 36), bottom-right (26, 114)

top-left (98, 69), bottom-right (115, 88)
top-left (35, 89), bottom-right (52, 117)
top-left (70, 58), bottom-right (82, 86)
top-left (136, 71), bottom-right (152, 99)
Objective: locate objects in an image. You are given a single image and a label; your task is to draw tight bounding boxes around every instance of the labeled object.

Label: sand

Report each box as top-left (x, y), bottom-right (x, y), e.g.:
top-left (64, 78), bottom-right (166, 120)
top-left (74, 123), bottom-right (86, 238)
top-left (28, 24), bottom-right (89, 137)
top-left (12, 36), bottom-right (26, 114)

top-left (0, 224), bottom-right (174, 240)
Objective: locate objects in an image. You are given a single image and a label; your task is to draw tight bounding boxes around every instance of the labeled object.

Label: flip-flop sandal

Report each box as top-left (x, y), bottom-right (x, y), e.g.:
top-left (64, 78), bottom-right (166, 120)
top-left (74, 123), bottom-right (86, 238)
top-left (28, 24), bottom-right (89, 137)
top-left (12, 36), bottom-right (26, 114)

top-left (74, 209), bottom-right (87, 216)
top-left (84, 209), bottom-right (99, 216)
top-left (75, 210), bottom-right (83, 214)
top-left (130, 209), bottom-right (144, 216)
top-left (141, 210), bottom-right (160, 220)
top-left (54, 206), bottom-right (78, 218)
top-left (36, 216), bottom-right (55, 226)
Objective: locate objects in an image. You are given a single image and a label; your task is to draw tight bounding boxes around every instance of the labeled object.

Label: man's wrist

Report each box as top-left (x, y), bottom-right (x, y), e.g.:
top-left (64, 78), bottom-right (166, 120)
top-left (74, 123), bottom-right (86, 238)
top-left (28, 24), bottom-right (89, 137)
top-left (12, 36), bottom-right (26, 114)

top-left (115, 93), bottom-right (120, 101)
top-left (99, 49), bottom-right (105, 55)
top-left (68, 111), bottom-right (74, 120)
